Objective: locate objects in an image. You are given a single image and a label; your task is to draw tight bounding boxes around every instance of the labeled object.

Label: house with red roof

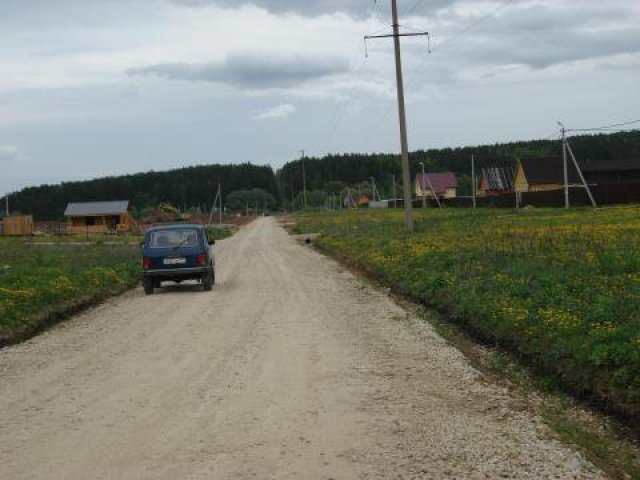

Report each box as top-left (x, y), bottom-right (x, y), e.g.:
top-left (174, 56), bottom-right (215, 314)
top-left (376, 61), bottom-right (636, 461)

top-left (415, 172), bottom-right (457, 200)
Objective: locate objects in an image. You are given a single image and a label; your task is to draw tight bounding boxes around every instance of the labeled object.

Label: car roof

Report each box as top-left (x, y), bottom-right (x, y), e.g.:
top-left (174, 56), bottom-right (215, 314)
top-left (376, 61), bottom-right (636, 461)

top-left (146, 223), bottom-right (204, 232)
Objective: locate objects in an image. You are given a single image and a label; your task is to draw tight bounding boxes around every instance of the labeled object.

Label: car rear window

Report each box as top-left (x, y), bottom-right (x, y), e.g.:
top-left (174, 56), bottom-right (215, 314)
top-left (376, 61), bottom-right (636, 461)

top-left (147, 228), bottom-right (200, 248)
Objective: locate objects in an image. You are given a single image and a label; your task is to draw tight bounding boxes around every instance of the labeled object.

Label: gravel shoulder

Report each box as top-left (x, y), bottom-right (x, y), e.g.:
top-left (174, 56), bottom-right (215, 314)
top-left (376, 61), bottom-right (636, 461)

top-left (0, 217), bottom-right (604, 479)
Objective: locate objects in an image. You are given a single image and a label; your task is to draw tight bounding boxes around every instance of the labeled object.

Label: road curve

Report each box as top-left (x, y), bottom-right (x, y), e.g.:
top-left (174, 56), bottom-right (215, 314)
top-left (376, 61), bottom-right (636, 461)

top-left (0, 217), bottom-right (602, 479)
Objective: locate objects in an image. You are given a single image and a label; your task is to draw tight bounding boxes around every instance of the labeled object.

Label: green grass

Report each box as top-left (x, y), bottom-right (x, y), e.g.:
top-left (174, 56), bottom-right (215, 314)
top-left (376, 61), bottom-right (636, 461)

top-left (543, 408), bottom-right (640, 479)
top-left (295, 206), bottom-right (640, 421)
top-left (206, 226), bottom-right (233, 241)
top-left (0, 238), bottom-right (140, 342)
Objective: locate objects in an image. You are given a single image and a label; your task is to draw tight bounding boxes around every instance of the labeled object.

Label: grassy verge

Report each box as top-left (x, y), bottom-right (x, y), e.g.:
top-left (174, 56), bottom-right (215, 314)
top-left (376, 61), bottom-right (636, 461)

top-left (0, 238), bottom-right (140, 346)
top-left (411, 301), bottom-right (640, 479)
top-left (294, 207), bottom-right (640, 419)
top-left (294, 206), bottom-right (640, 477)
top-left (206, 226), bottom-right (233, 241)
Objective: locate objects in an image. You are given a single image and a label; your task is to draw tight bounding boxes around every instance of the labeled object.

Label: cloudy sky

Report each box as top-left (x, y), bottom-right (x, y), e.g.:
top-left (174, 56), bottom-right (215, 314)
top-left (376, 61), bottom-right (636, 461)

top-left (1, 0), bottom-right (639, 194)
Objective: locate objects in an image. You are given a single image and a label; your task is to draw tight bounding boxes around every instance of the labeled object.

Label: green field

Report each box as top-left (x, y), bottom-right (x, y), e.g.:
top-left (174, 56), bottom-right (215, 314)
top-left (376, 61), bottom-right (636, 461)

top-left (0, 238), bottom-right (140, 344)
top-left (295, 206), bottom-right (640, 419)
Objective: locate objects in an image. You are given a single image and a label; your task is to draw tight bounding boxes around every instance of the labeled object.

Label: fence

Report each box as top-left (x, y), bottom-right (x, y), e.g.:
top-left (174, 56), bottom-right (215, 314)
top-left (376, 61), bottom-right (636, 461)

top-left (1, 215), bottom-right (34, 236)
top-left (442, 182), bottom-right (640, 209)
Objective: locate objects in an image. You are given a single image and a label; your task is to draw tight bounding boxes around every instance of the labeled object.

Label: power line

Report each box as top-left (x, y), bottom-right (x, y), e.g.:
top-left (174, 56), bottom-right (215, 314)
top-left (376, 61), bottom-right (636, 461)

top-left (436, 0), bottom-right (514, 52)
top-left (404, 0), bottom-right (515, 89)
top-left (322, 0), bottom-right (383, 153)
top-left (360, 0), bottom-right (515, 146)
top-left (403, 0), bottom-right (422, 17)
top-left (567, 119), bottom-right (640, 133)
top-left (371, 0), bottom-right (380, 16)
top-left (544, 129), bottom-right (562, 140)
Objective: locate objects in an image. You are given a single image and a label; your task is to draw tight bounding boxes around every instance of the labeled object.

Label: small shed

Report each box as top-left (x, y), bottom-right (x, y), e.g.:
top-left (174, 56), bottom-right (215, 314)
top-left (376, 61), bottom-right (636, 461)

top-left (415, 172), bottom-right (457, 199)
top-left (0, 215), bottom-right (34, 236)
top-left (64, 201), bottom-right (133, 234)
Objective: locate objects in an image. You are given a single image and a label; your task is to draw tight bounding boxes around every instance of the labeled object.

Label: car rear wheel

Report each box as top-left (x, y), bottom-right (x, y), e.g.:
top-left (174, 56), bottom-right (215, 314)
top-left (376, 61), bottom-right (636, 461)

top-left (143, 277), bottom-right (155, 295)
top-left (203, 268), bottom-right (214, 291)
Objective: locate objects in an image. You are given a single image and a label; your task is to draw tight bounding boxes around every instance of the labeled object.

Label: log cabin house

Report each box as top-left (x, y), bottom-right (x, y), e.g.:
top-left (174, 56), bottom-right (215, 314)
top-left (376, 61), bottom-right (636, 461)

top-left (514, 157), bottom-right (580, 193)
top-left (64, 201), bottom-right (134, 234)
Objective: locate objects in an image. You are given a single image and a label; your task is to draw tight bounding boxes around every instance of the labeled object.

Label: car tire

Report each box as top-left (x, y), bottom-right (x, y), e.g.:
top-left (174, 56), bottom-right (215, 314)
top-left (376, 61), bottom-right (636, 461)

top-left (203, 268), bottom-right (214, 291)
top-left (143, 277), bottom-right (154, 295)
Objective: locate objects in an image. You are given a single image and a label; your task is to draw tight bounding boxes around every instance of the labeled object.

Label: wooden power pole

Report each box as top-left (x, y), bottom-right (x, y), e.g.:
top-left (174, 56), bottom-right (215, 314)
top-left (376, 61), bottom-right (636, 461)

top-left (365, 0), bottom-right (429, 232)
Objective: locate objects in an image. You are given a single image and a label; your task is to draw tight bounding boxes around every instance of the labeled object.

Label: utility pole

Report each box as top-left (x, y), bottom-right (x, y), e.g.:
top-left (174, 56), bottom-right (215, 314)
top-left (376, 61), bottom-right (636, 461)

top-left (566, 139), bottom-right (597, 208)
top-left (419, 161), bottom-right (442, 208)
top-left (219, 184), bottom-right (222, 224)
top-left (299, 150), bottom-right (307, 209)
top-left (559, 121), bottom-right (570, 209)
top-left (4, 194), bottom-right (8, 217)
top-left (365, 0), bottom-right (429, 232)
top-left (419, 162), bottom-right (427, 208)
top-left (207, 184), bottom-right (222, 226)
top-left (471, 154), bottom-right (477, 209)
top-left (392, 175), bottom-right (397, 209)
top-left (371, 177), bottom-right (377, 202)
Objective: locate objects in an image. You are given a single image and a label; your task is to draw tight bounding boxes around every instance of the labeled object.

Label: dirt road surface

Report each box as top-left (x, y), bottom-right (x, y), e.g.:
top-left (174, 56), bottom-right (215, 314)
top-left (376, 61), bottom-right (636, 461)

top-left (0, 218), bottom-right (603, 479)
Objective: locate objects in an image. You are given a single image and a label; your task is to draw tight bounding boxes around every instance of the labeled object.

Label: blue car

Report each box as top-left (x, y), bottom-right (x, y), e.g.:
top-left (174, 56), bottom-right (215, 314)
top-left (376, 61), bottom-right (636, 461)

top-left (141, 223), bottom-right (215, 294)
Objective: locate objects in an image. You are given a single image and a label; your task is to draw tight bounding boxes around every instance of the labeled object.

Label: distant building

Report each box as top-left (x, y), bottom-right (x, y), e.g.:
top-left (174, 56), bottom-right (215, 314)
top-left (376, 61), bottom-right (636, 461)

top-left (581, 159), bottom-right (640, 185)
top-left (477, 167), bottom-right (514, 198)
top-left (415, 172), bottom-right (457, 199)
top-left (514, 157), bottom-right (580, 193)
top-left (357, 194), bottom-right (373, 207)
top-left (64, 201), bottom-right (133, 234)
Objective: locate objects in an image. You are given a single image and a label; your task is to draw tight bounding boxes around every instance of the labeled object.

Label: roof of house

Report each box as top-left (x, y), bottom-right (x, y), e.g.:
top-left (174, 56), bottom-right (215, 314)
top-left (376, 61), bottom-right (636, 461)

top-left (64, 201), bottom-right (129, 216)
top-left (519, 157), bottom-right (580, 185)
top-left (580, 159), bottom-right (640, 172)
top-left (481, 167), bottom-right (514, 191)
top-left (416, 172), bottom-right (457, 194)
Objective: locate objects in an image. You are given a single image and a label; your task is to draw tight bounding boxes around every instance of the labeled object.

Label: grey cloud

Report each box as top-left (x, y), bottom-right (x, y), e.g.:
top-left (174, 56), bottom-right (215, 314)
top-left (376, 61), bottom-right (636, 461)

top-left (427, 2), bottom-right (640, 70)
top-left (0, 146), bottom-right (20, 162)
top-left (169, 0), bottom-right (455, 17)
top-left (472, 27), bottom-right (640, 70)
top-left (512, 29), bottom-right (640, 69)
top-left (252, 103), bottom-right (296, 120)
top-left (128, 53), bottom-right (349, 89)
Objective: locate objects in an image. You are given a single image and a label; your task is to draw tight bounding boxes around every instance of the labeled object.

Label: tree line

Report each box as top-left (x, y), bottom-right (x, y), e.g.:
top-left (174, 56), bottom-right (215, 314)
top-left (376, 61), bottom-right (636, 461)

top-left (11, 163), bottom-right (278, 220)
top-left (276, 131), bottom-right (640, 204)
top-left (9, 130), bottom-right (639, 218)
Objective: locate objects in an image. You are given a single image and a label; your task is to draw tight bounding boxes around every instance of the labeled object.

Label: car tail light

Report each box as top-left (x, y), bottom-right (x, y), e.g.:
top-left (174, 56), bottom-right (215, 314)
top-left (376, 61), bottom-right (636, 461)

top-left (196, 254), bottom-right (207, 266)
top-left (142, 257), bottom-right (151, 270)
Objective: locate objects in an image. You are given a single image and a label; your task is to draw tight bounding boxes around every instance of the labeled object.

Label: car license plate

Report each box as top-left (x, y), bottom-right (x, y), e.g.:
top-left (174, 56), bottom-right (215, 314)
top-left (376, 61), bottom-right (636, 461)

top-left (163, 257), bottom-right (187, 265)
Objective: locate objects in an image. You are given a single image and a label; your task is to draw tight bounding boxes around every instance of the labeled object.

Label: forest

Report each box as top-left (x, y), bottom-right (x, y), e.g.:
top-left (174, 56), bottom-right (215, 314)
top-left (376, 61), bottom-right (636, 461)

top-left (8, 130), bottom-right (640, 218)
top-left (10, 163), bottom-right (279, 220)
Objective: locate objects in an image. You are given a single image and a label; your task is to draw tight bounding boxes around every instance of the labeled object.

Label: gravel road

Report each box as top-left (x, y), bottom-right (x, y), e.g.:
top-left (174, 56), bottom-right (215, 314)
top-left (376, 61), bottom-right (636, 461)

top-left (0, 217), bottom-right (604, 479)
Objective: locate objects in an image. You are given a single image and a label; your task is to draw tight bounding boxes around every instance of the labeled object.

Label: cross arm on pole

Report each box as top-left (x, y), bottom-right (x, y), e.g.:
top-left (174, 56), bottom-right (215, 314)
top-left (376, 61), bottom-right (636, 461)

top-left (365, 32), bottom-right (429, 40)
top-left (364, 31), bottom-right (430, 58)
